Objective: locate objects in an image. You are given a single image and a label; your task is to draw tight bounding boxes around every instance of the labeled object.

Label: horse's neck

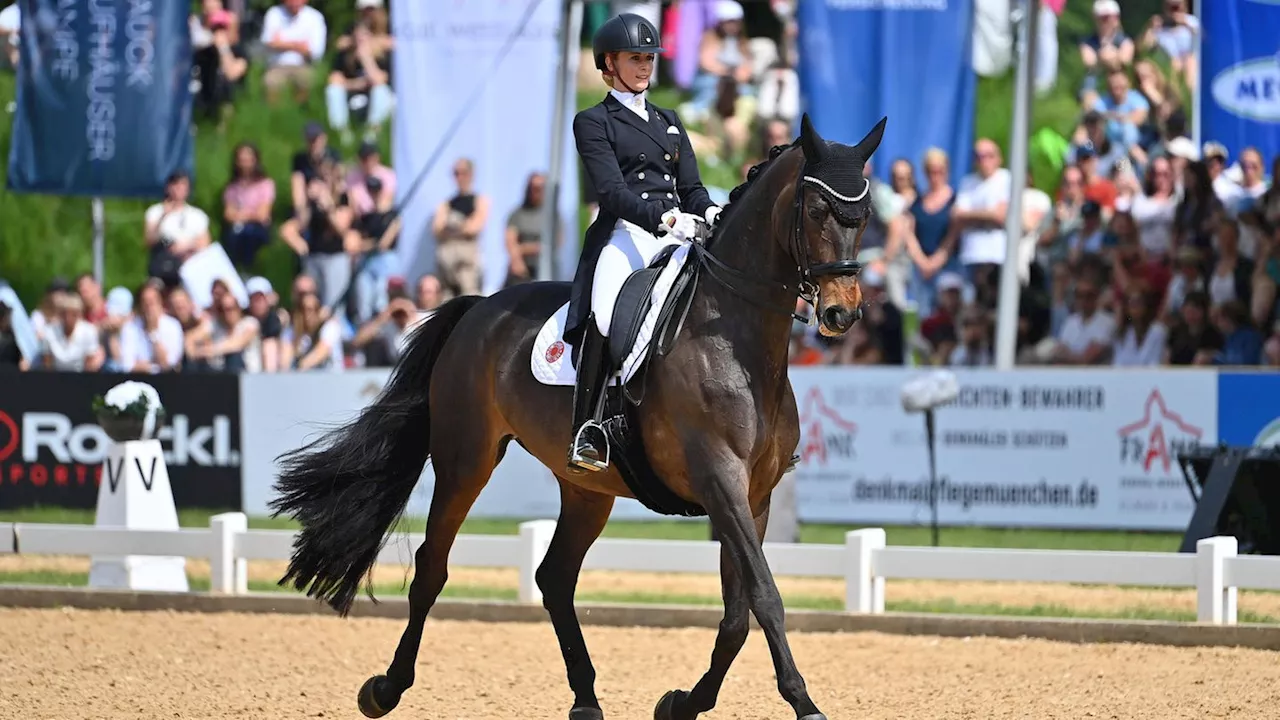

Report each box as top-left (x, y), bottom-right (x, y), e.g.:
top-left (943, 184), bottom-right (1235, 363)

top-left (692, 181), bottom-right (797, 382)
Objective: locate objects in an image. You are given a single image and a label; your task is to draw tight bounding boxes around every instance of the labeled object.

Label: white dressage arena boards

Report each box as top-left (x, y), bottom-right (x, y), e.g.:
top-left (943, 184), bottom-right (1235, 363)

top-left (532, 243), bottom-right (691, 387)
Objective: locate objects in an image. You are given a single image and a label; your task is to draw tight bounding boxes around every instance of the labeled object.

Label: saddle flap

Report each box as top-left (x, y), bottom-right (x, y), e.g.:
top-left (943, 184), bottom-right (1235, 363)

top-left (608, 245), bottom-right (680, 366)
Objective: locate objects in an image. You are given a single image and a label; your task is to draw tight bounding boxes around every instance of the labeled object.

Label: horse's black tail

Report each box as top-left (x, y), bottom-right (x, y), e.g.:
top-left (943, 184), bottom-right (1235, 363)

top-left (269, 295), bottom-right (484, 616)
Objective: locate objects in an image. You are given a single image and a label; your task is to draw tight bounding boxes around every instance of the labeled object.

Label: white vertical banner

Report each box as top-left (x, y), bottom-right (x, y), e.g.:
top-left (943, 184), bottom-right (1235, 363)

top-left (391, 0), bottom-right (579, 293)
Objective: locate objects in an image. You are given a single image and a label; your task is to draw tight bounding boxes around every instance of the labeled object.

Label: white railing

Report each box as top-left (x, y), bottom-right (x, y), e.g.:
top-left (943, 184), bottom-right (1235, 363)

top-left (2, 517), bottom-right (1276, 625)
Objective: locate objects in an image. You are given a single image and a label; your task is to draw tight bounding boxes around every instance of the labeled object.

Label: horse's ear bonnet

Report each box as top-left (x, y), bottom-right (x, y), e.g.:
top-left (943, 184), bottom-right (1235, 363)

top-left (797, 114), bottom-right (887, 225)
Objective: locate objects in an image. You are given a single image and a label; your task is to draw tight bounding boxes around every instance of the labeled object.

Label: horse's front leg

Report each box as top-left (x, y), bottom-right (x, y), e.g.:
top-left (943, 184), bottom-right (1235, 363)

top-left (655, 506), bottom-right (768, 720)
top-left (676, 446), bottom-right (824, 720)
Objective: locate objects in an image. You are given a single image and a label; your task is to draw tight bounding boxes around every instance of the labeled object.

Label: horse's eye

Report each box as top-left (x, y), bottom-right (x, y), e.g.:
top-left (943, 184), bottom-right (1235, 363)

top-left (806, 206), bottom-right (824, 221)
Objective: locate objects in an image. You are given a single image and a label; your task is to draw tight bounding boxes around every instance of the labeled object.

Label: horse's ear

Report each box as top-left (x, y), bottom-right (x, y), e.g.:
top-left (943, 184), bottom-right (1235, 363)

top-left (799, 113), bottom-right (829, 163)
top-left (852, 116), bottom-right (888, 165)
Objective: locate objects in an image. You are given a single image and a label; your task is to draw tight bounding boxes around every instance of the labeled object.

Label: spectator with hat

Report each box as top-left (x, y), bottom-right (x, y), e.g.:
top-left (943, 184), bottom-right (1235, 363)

top-left (260, 0), bottom-right (327, 105)
top-left (100, 286), bottom-right (134, 372)
top-left (852, 265), bottom-right (904, 365)
top-left (192, 0), bottom-right (248, 125)
top-left (1078, 0), bottom-right (1134, 108)
top-left (347, 141), bottom-right (400, 322)
top-left (246, 276), bottom-right (287, 371)
top-left (1068, 111), bottom-right (1128, 183)
top-left (919, 271), bottom-right (966, 365)
top-left (290, 122), bottom-right (341, 219)
top-left (1202, 142), bottom-right (1239, 201)
top-left (350, 280), bottom-right (420, 367)
top-left (144, 171), bottom-right (212, 289)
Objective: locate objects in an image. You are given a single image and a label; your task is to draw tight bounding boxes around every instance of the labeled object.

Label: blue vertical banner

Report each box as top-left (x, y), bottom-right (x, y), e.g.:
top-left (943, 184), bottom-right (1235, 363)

top-left (797, 0), bottom-right (976, 187)
top-left (1201, 1), bottom-right (1280, 164)
top-left (7, 0), bottom-right (194, 198)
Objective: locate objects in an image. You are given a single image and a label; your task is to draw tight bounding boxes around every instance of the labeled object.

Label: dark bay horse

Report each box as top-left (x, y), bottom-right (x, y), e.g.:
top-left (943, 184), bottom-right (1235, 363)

top-left (270, 114), bottom-right (886, 720)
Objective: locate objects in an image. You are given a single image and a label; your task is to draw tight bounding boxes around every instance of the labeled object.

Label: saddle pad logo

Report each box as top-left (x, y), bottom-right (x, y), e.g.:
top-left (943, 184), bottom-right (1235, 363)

top-left (546, 340), bottom-right (565, 364)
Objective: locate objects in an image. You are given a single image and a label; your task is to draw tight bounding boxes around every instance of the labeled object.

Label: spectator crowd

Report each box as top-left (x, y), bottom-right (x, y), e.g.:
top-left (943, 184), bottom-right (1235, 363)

top-left (2, 0), bottom-right (1277, 375)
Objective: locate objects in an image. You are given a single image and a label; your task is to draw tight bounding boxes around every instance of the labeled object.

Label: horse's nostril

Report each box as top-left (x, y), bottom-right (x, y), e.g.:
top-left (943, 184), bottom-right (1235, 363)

top-left (850, 306), bottom-right (863, 323)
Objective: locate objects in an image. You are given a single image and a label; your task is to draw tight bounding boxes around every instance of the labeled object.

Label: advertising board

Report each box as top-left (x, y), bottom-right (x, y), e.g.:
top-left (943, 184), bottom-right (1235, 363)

top-left (0, 373), bottom-right (242, 509)
top-left (788, 368), bottom-right (1218, 531)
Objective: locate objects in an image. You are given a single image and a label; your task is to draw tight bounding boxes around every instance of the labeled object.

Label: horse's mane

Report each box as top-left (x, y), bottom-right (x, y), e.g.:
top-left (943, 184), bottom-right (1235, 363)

top-left (710, 141), bottom-right (797, 242)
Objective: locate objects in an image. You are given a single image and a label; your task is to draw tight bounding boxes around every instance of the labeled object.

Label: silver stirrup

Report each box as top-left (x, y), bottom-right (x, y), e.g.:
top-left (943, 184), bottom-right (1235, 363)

top-left (569, 421), bottom-right (610, 472)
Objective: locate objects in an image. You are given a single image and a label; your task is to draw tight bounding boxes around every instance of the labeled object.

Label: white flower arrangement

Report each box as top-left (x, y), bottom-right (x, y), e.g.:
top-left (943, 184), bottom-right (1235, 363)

top-left (92, 381), bottom-right (166, 441)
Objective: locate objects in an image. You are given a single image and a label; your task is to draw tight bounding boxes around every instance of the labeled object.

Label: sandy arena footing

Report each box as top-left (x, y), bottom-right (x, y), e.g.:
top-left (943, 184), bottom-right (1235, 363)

top-left (3, 605), bottom-right (1280, 719)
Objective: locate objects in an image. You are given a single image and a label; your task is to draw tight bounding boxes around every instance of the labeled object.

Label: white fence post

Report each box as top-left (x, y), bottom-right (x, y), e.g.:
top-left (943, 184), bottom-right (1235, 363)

top-left (1196, 535), bottom-right (1238, 625)
top-left (210, 513), bottom-right (249, 595)
top-left (518, 520), bottom-right (557, 605)
top-left (844, 528), bottom-right (886, 613)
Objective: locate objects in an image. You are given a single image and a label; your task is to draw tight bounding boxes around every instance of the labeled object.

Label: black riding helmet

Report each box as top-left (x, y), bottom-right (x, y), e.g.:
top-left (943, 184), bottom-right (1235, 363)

top-left (592, 13), bottom-right (663, 71)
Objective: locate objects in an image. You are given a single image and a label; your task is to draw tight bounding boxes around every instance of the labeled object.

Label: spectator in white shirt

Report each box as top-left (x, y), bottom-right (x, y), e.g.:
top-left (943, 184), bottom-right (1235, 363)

top-left (144, 171), bottom-right (212, 289)
top-left (0, 1), bottom-right (19, 69)
top-left (40, 293), bottom-right (103, 371)
top-left (951, 138), bottom-right (1011, 306)
top-left (260, 0), bottom-right (327, 105)
top-left (1049, 276), bottom-right (1115, 365)
top-left (1120, 155), bottom-right (1178, 259)
top-left (1113, 286), bottom-right (1167, 366)
top-left (119, 281), bottom-right (185, 374)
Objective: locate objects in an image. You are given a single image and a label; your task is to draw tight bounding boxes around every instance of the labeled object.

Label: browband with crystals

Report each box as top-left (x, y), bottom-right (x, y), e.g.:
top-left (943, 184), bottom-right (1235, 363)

top-left (801, 176), bottom-right (870, 203)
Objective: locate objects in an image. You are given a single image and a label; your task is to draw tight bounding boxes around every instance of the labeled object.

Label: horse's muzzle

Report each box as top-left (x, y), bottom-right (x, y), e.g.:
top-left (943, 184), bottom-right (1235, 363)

top-left (821, 304), bottom-right (860, 334)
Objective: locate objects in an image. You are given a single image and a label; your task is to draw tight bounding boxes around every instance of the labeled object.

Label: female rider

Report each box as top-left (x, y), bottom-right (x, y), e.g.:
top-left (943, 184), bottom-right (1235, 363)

top-left (564, 13), bottom-right (722, 474)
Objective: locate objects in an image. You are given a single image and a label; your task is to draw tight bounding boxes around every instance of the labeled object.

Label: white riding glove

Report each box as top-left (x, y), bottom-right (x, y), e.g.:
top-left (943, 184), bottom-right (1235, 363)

top-left (704, 206), bottom-right (722, 229)
top-left (658, 210), bottom-right (700, 242)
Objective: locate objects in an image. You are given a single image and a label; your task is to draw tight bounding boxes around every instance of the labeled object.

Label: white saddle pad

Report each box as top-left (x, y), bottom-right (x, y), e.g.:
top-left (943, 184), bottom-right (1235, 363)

top-left (533, 243), bottom-right (692, 386)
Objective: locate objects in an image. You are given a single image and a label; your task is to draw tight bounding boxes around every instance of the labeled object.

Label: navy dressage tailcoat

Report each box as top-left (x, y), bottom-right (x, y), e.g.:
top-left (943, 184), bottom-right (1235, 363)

top-left (564, 93), bottom-right (714, 347)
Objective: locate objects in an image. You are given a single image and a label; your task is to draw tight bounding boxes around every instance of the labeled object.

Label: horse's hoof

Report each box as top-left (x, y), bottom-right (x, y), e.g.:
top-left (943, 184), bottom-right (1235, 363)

top-left (357, 675), bottom-right (401, 718)
top-left (569, 707), bottom-right (604, 720)
top-left (798, 714), bottom-right (828, 720)
top-left (653, 689), bottom-right (689, 720)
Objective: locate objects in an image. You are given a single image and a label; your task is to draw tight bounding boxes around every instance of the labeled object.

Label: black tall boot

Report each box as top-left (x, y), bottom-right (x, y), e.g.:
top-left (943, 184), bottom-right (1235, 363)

top-left (567, 315), bottom-right (612, 473)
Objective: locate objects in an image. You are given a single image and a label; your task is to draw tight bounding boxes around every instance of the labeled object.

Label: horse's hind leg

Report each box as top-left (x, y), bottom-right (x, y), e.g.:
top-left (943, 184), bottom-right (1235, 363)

top-left (356, 435), bottom-right (502, 718)
top-left (655, 506), bottom-right (768, 720)
top-left (538, 480), bottom-right (615, 719)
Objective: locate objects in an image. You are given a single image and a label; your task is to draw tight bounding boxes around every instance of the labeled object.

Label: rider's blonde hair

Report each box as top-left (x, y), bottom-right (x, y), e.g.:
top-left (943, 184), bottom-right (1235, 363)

top-left (601, 53), bottom-right (616, 88)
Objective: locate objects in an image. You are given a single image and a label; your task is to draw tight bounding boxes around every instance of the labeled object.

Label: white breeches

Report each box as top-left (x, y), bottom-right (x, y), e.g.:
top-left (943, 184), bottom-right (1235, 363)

top-left (592, 220), bottom-right (678, 336)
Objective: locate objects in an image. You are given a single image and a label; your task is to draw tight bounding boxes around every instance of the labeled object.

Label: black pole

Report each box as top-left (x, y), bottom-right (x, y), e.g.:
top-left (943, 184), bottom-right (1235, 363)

top-left (925, 408), bottom-right (939, 547)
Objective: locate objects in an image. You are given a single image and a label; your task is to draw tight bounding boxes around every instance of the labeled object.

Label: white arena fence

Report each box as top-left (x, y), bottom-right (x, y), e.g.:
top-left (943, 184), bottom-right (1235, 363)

top-left (2, 516), bottom-right (1278, 626)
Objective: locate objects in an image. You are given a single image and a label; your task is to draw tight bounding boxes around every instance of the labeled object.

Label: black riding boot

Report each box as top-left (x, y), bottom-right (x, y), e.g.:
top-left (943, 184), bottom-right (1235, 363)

top-left (568, 315), bottom-right (612, 473)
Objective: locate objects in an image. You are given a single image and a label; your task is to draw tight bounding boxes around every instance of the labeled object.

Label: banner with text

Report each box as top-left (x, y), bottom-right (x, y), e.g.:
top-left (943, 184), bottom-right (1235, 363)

top-left (7, 0), bottom-right (194, 197)
top-left (797, 0), bottom-right (976, 187)
top-left (0, 373), bottom-right (241, 510)
top-left (238, 371), bottom-right (661, 522)
top-left (789, 367), bottom-right (1218, 531)
top-left (390, 0), bottom-right (579, 292)
top-left (1201, 1), bottom-right (1280, 164)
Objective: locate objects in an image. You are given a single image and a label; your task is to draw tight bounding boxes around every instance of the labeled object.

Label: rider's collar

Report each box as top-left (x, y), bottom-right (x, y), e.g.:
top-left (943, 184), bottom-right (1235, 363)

top-left (609, 88), bottom-right (648, 117)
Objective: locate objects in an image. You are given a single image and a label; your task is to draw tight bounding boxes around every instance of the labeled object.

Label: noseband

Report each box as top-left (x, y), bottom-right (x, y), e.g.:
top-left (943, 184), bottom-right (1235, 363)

top-left (691, 159), bottom-right (867, 322)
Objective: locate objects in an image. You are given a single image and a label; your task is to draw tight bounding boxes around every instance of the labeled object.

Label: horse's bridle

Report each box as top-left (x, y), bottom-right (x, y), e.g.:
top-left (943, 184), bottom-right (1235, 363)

top-left (690, 159), bottom-right (868, 323)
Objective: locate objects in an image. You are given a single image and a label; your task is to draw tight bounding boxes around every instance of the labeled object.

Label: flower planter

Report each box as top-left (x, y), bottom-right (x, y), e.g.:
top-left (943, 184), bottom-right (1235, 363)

top-left (95, 412), bottom-right (158, 443)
